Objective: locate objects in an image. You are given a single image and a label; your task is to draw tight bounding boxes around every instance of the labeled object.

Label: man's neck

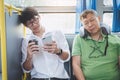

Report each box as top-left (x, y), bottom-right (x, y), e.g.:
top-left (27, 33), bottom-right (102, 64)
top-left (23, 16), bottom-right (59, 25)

top-left (33, 26), bottom-right (45, 37)
top-left (91, 30), bottom-right (103, 41)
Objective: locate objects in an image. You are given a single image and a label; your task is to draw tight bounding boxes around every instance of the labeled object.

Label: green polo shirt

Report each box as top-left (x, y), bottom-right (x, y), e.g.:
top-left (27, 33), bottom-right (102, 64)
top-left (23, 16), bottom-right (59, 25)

top-left (72, 34), bottom-right (120, 80)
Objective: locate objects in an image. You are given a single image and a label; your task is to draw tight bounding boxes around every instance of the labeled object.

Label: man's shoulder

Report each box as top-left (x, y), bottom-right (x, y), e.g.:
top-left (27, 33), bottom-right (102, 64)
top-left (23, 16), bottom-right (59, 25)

top-left (74, 34), bottom-right (83, 40)
top-left (108, 34), bottom-right (120, 42)
top-left (109, 34), bottom-right (120, 38)
top-left (22, 34), bottom-right (36, 41)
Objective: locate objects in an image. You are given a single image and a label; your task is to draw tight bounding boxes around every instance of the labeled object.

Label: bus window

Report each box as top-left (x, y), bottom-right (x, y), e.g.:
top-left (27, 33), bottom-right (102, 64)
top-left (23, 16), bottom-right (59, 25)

top-left (5, 0), bottom-right (76, 7)
top-left (26, 13), bottom-right (76, 35)
top-left (103, 0), bottom-right (113, 6)
top-left (103, 13), bottom-right (113, 29)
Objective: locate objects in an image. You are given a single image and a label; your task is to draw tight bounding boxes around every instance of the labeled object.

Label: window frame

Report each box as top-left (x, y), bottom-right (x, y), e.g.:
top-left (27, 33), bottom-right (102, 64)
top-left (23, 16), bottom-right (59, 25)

top-left (96, 0), bottom-right (113, 22)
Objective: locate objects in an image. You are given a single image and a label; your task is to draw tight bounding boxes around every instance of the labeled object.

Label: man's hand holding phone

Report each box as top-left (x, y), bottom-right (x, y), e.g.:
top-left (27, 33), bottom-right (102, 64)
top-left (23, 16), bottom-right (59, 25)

top-left (42, 36), bottom-right (53, 44)
top-left (27, 39), bottom-right (39, 57)
top-left (42, 36), bottom-right (58, 53)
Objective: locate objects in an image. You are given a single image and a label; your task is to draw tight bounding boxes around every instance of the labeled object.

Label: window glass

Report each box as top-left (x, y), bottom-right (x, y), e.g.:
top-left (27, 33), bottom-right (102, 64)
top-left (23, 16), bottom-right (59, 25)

top-left (5, 0), bottom-right (76, 7)
top-left (103, 13), bottom-right (113, 29)
top-left (26, 13), bottom-right (76, 34)
top-left (103, 0), bottom-right (113, 6)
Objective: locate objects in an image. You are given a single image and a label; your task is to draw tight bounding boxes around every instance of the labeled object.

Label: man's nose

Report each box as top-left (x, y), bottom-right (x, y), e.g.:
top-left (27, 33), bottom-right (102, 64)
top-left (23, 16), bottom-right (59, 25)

top-left (32, 22), bottom-right (38, 26)
top-left (88, 22), bottom-right (92, 26)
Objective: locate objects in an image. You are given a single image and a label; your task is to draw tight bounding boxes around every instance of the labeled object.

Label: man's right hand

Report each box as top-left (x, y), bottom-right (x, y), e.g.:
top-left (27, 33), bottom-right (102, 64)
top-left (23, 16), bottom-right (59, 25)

top-left (27, 42), bottom-right (39, 58)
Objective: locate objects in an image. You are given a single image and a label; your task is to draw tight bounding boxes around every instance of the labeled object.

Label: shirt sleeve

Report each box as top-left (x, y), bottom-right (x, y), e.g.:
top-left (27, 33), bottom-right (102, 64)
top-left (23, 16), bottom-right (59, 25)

top-left (117, 37), bottom-right (120, 56)
top-left (21, 38), bottom-right (31, 73)
top-left (118, 44), bottom-right (120, 56)
top-left (72, 35), bottom-right (82, 56)
top-left (53, 30), bottom-right (70, 62)
top-left (113, 35), bottom-right (120, 56)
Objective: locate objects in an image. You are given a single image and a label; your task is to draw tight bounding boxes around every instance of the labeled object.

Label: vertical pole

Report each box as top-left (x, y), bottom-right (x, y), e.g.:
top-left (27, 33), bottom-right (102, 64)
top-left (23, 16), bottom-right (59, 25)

top-left (0, 0), bottom-right (8, 80)
top-left (23, 25), bottom-right (26, 37)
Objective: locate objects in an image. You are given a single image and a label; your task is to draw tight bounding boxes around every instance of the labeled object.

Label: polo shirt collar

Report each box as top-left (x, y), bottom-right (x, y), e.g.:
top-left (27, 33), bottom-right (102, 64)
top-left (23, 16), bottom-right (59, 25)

top-left (86, 32), bottom-right (107, 42)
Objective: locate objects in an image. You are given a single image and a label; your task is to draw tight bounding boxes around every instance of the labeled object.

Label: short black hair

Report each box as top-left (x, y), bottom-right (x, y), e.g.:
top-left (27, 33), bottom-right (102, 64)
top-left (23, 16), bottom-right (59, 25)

top-left (19, 7), bottom-right (39, 25)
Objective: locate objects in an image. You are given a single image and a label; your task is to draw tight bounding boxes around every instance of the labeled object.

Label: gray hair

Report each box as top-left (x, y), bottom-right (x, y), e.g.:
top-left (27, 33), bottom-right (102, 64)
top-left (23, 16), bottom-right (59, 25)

top-left (80, 9), bottom-right (98, 21)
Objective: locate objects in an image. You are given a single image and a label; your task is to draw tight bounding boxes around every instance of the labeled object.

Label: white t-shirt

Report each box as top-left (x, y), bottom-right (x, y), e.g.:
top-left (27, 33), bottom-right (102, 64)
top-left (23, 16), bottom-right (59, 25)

top-left (21, 30), bottom-right (70, 78)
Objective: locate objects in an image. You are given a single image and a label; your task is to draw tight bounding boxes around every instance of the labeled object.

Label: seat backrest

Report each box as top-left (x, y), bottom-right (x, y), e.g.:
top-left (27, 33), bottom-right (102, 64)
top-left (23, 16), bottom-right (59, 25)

top-left (65, 34), bottom-right (75, 53)
top-left (5, 12), bottom-right (23, 80)
top-left (64, 34), bottom-right (76, 80)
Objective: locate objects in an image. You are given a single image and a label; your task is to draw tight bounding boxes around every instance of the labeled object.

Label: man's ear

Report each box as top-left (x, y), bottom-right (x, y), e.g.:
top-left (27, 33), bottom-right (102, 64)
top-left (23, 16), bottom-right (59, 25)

top-left (97, 16), bottom-right (101, 22)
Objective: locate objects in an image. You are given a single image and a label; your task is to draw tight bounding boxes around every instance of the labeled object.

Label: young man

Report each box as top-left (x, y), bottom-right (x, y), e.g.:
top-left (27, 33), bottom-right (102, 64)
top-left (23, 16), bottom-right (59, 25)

top-left (20, 7), bottom-right (70, 80)
top-left (72, 9), bottom-right (120, 80)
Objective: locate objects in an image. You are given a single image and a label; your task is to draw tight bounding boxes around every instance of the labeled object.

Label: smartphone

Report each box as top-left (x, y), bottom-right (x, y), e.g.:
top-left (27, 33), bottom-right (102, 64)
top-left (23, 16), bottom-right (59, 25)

top-left (28, 39), bottom-right (38, 45)
top-left (42, 36), bottom-right (52, 44)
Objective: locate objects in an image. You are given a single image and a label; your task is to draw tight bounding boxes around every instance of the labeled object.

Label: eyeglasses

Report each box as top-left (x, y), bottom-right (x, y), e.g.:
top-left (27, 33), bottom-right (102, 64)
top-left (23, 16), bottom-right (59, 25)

top-left (26, 16), bottom-right (39, 28)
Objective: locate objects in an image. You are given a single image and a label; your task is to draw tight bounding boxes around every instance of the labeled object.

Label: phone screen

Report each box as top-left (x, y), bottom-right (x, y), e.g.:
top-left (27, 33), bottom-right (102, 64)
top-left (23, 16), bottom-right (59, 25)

top-left (42, 36), bottom-right (52, 44)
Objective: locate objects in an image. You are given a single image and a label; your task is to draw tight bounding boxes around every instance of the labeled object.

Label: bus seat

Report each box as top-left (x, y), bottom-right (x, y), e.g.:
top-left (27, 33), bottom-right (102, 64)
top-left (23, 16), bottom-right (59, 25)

top-left (64, 34), bottom-right (76, 80)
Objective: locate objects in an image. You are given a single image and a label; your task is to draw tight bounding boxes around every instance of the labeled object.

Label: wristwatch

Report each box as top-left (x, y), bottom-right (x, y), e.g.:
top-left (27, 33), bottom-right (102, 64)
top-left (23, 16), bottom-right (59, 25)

top-left (56, 49), bottom-right (63, 55)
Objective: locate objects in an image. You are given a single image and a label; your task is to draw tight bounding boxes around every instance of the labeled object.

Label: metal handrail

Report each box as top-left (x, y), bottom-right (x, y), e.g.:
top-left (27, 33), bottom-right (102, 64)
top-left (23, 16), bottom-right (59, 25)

top-left (4, 3), bottom-right (22, 15)
top-left (0, 1), bottom-right (8, 80)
